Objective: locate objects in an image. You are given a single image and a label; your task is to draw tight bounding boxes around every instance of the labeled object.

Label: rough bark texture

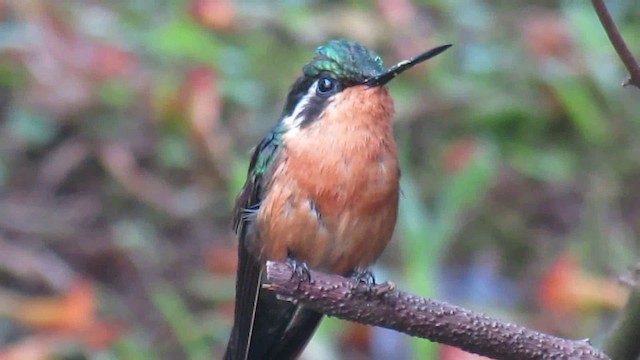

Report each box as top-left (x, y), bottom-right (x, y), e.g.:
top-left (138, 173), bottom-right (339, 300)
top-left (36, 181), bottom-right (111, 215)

top-left (264, 261), bottom-right (610, 360)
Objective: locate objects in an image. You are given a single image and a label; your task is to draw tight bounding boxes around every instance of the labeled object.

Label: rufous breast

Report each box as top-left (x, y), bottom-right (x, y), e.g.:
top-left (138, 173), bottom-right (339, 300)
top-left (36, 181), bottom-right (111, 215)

top-left (256, 86), bottom-right (400, 275)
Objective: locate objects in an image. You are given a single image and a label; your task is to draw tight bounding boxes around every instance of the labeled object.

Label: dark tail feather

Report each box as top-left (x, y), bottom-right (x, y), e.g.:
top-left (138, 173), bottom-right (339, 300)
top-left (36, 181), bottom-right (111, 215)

top-left (224, 240), bottom-right (262, 360)
top-left (263, 306), bottom-right (323, 359)
top-left (239, 287), bottom-right (323, 359)
top-left (224, 243), bottom-right (323, 359)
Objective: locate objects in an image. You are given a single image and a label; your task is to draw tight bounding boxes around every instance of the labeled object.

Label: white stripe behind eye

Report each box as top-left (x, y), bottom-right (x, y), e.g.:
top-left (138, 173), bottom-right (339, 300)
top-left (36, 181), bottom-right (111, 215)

top-left (282, 80), bottom-right (318, 130)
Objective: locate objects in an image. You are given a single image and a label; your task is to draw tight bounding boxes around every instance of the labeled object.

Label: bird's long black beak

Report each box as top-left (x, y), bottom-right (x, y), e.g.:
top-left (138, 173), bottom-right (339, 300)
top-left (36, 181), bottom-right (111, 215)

top-left (364, 44), bottom-right (452, 87)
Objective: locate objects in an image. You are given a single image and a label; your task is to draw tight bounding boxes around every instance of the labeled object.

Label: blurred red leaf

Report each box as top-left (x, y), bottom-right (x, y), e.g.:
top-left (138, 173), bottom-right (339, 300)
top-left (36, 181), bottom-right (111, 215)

top-left (204, 243), bottom-right (238, 275)
top-left (339, 323), bottom-right (371, 355)
top-left (1, 278), bottom-right (124, 354)
top-left (184, 66), bottom-right (232, 183)
top-left (442, 137), bottom-right (478, 174)
top-left (82, 321), bottom-right (125, 350)
top-left (13, 278), bottom-right (96, 332)
top-left (186, 66), bottom-right (220, 139)
top-left (93, 44), bottom-right (138, 80)
top-left (521, 10), bottom-right (583, 72)
top-left (190, 0), bottom-right (235, 32)
top-left (537, 254), bottom-right (628, 316)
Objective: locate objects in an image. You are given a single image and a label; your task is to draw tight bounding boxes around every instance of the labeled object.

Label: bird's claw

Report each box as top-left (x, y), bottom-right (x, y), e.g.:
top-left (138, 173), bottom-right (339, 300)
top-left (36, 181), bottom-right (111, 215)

top-left (352, 269), bottom-right (376, 290)
top-left (351, 270), bottom-right (395, 296)
top-left (286, 258), bottom-right (311, 288)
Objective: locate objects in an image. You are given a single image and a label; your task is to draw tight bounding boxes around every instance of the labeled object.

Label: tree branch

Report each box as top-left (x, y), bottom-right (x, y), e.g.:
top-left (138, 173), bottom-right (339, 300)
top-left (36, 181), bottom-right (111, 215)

top-left (264, 261), bottom-right (609, 360)
top-left (591, 0), bottom-right (640, 89)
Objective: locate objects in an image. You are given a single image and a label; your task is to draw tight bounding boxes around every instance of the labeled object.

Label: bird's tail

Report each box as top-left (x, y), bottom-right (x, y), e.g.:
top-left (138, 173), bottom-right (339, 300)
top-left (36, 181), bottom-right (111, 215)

top-left (224, 243), bottom-right (323, 360)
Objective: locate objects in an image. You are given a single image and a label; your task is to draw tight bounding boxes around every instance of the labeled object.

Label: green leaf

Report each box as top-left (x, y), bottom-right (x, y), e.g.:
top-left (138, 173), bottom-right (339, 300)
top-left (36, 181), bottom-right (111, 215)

top-left (547, 77), bottom-right (609, 144)
top-left (158, 133), bottom-right (194, 169)
top-left (510, 145), bottom-right (577, 182)
top-left (150, 283), bottom-right (212, 360)
top-left (147, 18), bottom-right (222, 64)
top-left (100, 80), bottom-right (135, 108)
top-left (437, 142), bottom-right (497, 236)
top-left (111, 335), bottom-right (160, 360)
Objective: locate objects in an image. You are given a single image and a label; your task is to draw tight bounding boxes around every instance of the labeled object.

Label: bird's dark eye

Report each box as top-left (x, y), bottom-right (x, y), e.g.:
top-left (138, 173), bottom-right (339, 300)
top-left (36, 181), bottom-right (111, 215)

top-left (316, 77), bottom-right (338, 96)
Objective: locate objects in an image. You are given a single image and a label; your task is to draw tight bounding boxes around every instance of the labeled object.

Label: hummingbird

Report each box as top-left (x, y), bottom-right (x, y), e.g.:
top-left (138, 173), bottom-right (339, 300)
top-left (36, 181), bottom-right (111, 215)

top-left (224, 39), bottom-right (451, 360)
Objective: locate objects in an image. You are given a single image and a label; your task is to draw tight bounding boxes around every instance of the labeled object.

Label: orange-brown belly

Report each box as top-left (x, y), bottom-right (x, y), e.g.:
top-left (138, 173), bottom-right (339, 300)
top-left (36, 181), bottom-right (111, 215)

top-left (256, 131), bottom-right (398, 271)
top-left (255, 164), bottom-right (399, 275)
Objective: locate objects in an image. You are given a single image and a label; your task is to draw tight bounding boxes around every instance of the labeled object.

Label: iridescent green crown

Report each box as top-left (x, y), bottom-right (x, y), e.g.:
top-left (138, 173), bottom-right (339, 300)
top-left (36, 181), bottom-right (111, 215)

top-left (302, 39), bottom-right (385, 83)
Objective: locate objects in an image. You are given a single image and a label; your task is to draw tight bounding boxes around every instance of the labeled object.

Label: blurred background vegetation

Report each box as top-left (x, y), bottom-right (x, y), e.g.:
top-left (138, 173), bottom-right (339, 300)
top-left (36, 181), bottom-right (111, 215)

top-left (0, 0), bottom-right (638, 359)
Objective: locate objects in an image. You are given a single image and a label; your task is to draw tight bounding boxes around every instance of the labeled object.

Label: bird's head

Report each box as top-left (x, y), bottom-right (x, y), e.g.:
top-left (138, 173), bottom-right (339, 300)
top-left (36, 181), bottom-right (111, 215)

top-left (280, 39), bottom-right (451, 129)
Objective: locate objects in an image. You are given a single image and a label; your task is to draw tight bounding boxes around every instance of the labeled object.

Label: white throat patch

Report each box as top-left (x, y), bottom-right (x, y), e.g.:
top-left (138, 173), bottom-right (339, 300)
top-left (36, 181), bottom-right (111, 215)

top-left (281, 80), bottom-right (318, 130)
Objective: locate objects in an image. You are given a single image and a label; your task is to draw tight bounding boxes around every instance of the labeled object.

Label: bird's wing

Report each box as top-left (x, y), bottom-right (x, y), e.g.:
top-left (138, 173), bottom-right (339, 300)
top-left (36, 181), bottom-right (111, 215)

top-left (225, 129), bottom-right (280, 360)
top-left (224, 128), bottom-right (323, 360)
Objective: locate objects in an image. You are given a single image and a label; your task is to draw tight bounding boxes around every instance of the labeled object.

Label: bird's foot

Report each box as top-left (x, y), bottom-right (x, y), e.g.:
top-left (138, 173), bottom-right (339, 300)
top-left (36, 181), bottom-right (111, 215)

top-left (352, 269), bottom-right (376, 290)
top-left (286, 258), bottom-right (312, 288)
top-left (351, 269), bottom-right (395, 296)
